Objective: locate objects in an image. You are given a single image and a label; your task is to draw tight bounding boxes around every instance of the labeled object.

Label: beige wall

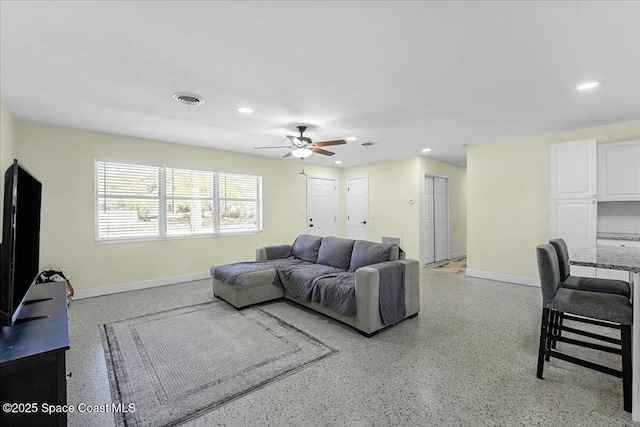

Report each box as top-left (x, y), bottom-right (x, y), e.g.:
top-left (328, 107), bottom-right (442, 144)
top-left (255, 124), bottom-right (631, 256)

top-left (342, 157), bottom-right (422, 258)
top-left (342, 155), bottom-right (467, 262)
top-left (0, 102), bottom-right (18, 236)
top-left (467, 120), bottom-right (640, 280)
top-left (17, 122), bottom-right (342, 290)
top-left (419, 156), bottom-right (467, 259)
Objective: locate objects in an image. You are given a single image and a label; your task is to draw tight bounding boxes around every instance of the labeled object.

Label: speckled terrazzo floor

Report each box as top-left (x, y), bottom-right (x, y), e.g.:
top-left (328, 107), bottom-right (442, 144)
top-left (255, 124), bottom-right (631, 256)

top-left (66, 269), bottom-right (634, 427)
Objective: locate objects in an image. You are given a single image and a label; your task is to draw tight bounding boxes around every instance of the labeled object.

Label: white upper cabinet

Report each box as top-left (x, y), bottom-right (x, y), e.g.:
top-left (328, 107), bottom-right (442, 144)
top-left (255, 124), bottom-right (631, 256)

top-left (598, 140), bottom-right (640, 201)
top-left (551, 139), bottom-right (597, 200)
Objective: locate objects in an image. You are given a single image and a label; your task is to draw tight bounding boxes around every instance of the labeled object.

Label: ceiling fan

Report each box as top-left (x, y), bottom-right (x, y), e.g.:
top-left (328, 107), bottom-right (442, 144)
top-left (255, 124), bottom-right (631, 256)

top-left (255, 126), bottom-right (346, 159)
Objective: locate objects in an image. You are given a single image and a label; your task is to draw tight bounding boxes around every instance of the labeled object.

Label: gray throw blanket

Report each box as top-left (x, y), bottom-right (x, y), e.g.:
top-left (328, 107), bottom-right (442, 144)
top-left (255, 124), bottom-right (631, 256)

top-left (214, 257), bottom-right (304, 286)
top-left (372, 261), bottom-right (406, 325)
top-left (310, 272), bottom-right (356, 317)
top-left (275, 263), bottom-right (343, 303)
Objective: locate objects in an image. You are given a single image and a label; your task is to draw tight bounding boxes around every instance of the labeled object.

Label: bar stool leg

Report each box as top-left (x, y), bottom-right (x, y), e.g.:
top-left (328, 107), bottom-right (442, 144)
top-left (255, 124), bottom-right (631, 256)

top-left (537, 308), bottom-right (551, 379)
top-left (546, 310), bottom-right (556, 361)
top-left (621, 324), bottom-right (632, 412)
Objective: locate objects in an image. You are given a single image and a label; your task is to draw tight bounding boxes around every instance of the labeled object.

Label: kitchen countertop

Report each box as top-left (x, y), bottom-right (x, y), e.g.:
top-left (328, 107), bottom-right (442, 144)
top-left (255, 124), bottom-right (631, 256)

top-left (596, 232), bottom-right (640, 241)
top-left (570, 245), bottom-right (640, 272)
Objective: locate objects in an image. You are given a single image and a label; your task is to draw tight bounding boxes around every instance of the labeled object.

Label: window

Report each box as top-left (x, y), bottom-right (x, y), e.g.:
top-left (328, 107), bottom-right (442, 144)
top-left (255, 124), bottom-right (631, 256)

top-left (219, 173), bottom-right (262, 234)
top-left (166, 168), bottom-right (215, 237)
top-left (96, 162), bottom-right (160, 241)
top-left (95, 161), bottom-right (263, 242)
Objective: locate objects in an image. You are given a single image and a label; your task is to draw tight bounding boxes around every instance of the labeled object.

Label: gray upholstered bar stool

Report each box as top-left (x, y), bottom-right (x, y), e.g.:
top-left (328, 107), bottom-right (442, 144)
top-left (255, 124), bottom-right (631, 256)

top-left (548, 238), bottom-right (631, 351)
top-left (549, 238), bottom-right (630, 297)
top-left (536, 244), bottom-right (632, 412)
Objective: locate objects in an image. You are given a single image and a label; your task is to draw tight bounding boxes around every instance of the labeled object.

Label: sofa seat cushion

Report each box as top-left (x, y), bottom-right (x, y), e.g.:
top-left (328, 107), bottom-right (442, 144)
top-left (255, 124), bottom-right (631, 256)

top-left (213, 257), bottom-right (304, 288)
top-left (310, 272), bottom-right (356, 317)
top-left (277, 263), bottom-right (344, 303)
top-left (349, 240), bottom-right (398, 272)
top-left (291, 234), bottom-right (324, 262)
top-left (317, 236), bottom-right (356, 270)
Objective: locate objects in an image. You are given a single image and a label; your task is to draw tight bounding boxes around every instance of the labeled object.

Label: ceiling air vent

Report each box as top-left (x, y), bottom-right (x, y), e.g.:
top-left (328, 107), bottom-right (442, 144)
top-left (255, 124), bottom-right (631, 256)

top-left (172, 92), bottom-right (204, 106)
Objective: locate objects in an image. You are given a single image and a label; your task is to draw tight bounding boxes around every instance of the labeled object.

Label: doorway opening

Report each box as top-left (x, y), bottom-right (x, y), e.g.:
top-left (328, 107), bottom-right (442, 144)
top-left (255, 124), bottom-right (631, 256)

top-left (424, 174), bottom-right (449, 265)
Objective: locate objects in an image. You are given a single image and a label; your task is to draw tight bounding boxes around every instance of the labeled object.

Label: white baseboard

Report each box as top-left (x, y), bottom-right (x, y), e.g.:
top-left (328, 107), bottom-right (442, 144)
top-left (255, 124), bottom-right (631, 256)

top-left (73, 271), bottom-right (211, 300)
top-left (465, 269), bottom-right (539, 287)
top-left (449, 250), bottom-right (467, 259)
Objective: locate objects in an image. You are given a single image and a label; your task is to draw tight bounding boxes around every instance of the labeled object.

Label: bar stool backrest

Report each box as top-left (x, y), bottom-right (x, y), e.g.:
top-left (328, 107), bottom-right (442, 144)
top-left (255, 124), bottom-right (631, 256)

top-left (537, 244), bottom-right (561, 308)
top-left (549, 238), bottom-right (571, 281)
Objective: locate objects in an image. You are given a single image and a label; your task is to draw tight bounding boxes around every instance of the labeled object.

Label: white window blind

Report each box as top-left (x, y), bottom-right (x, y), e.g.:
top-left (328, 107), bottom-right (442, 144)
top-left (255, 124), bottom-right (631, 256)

top-left (166, 168), bottom-right (215, 236)
top-left (219, 173), bottom-right (263, 233)
top-left (95, 162), bottom-right (161, 241)
top-left (95, 161), bottom-right (263, 242)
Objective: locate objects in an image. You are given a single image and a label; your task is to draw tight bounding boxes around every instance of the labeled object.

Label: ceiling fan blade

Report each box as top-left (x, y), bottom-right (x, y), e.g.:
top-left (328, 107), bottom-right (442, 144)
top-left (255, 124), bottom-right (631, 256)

top-left (312, 147), bottom-right (335, 156)
top-left (287, 135), bottom-right (306, 147)
top-left (313, 140), bottom-right (347, 147)
top-left (283, 151), bottom-right (293, 158)
top-left (254, 146), bottom-right (292, 149)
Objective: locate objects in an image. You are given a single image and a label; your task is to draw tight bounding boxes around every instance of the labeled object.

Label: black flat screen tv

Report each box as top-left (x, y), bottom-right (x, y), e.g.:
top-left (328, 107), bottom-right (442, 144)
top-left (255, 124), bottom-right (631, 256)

top-left (0, 160), bottom-right (42, 326)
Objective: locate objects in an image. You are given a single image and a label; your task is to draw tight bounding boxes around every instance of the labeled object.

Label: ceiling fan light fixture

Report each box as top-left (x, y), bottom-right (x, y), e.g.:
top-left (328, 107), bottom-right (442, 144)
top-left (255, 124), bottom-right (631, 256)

top-left (292, 147), bottom-right (313, 159)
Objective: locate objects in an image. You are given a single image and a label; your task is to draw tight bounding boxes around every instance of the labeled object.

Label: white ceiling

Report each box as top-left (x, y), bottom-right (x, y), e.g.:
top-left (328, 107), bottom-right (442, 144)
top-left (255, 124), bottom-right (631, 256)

top-left (1, 1), bottom-right (639, 168)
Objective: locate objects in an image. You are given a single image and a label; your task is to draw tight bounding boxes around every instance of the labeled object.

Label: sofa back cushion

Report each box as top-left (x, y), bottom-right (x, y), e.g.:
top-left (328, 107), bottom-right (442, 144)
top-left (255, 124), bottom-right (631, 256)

top-left (291, 234), bottom-right (324, 262)
top-left (317, 236), bottom-right (356, 270)
top-left (349, 240), bottom-right (398, 272)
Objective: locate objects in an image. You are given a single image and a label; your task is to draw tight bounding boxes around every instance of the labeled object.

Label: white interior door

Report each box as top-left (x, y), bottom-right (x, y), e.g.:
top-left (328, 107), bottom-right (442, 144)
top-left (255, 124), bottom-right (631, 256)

top-left (434, 177), bottom-right (449, 262)
top-left (347, 177), bottom-right (368, 240)
top-left (424, 176), bottom-right (435, 264)
top-left (308, 177), bottom-right (336, 237)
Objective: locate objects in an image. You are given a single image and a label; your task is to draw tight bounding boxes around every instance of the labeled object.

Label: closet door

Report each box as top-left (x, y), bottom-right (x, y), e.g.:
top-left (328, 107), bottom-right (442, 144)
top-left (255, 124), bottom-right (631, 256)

top-left (434, 177), bottom-right (448, 262)
top-left (424, 177), bottom-right (435, 264)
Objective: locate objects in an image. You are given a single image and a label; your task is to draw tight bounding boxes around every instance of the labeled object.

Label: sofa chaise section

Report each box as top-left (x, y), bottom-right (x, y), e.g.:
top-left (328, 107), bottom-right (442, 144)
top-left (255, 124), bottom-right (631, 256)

top-left (211, 235), bottom-right (420, 336)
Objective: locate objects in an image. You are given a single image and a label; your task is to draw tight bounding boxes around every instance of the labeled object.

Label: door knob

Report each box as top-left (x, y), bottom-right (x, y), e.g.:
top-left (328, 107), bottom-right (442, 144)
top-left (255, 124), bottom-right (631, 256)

top-left (361, 221), bottom-right (367, 225)
top-left (309, 224), bottom-right (314, 227)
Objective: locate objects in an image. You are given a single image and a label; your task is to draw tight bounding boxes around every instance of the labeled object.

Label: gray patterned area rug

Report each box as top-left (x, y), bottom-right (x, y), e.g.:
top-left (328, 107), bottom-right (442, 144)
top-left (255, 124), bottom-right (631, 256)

top-left (100, 301), bottom-right (336, 427)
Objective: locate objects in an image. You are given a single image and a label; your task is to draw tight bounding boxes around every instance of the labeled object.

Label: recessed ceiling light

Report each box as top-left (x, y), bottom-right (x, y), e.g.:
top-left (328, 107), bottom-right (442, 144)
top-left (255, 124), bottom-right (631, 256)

top-left (173, 92), bottom-right (204, 106)
top-left (237, 107), bottom-right (254, 114)
top-left (347, 136), bottom-right (357, 141)
top-left (422, 148), bottom-right (432, 153)
top-left (577, 81), bottom-right (599, 90)
top-left (334, 160), bottom-right (342, 164)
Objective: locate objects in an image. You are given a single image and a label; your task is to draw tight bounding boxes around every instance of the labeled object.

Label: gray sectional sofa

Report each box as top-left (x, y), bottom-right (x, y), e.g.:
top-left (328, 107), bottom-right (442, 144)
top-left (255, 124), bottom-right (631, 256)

top-left (210, 234), bottom-right (420, 336)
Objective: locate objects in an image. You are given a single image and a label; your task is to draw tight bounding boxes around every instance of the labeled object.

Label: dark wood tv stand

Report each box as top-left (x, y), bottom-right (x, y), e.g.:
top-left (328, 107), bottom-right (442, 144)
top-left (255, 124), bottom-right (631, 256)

top-left (0, 282), bottom-right (70, 427)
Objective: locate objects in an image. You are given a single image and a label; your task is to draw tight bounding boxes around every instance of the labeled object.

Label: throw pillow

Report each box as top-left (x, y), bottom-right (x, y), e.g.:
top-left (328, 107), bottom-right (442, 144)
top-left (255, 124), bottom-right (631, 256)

top-left (349, 240), bottom-right (396, 272)
top-left (317, 236), bottom-right (356, 270)
top-left (291, 234), bottom-right (324, 262)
